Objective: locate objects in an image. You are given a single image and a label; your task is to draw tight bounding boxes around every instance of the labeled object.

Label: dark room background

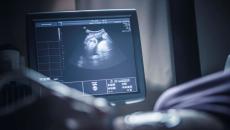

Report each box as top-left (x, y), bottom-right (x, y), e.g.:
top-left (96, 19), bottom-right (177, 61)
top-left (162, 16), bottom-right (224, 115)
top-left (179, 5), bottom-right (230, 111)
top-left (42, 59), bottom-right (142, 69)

top-left (0, 0), bottom-right (230, 115)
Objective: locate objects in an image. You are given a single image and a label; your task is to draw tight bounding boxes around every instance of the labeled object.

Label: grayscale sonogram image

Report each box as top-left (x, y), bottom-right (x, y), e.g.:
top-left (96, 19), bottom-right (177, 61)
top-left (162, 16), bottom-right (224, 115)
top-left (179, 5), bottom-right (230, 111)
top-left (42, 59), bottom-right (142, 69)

top-left (70, 27), bottom-right (126, 70)
top-left (33, 17), bottom-right (139, 95)
top-left (62, 21), bottom-right (136, 81)
top-left (76, 28), bottom-right (121, 69)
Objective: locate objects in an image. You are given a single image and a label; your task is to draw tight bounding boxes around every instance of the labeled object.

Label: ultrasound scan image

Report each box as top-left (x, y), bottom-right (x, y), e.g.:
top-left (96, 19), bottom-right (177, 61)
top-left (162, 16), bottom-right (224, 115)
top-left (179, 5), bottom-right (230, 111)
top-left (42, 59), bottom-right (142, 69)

top-left (62, 21), bottom-right (136, 82)
top-left (71, 28), bottom-right (125, 70)
top-left (34, 18), bottom-right (137, 90)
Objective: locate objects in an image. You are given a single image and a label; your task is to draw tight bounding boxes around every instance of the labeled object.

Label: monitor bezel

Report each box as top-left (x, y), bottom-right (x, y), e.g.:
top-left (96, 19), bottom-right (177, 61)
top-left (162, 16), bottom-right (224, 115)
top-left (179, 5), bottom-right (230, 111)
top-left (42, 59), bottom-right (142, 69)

top-left (26, 9), bottom-right (146, 104)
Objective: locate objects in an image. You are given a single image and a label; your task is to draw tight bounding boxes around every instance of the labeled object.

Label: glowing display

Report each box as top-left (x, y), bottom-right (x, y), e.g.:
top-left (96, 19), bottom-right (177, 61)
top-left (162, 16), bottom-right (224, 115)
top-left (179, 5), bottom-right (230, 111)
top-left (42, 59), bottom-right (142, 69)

top-left (34, 17), bottom-right (137, 96)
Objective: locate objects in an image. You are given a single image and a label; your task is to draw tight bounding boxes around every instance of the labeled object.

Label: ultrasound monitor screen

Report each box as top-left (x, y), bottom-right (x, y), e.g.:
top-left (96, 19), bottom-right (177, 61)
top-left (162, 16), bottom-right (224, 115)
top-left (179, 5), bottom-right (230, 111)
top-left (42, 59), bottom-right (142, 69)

top-left (27, 10), bottom-right (145, 103)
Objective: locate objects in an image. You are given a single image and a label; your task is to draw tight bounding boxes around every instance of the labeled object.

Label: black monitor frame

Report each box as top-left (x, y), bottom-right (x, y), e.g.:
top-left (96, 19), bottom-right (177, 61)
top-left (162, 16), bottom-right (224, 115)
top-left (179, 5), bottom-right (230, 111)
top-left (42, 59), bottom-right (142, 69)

top-left (26, 9), bottom-right (146, 104)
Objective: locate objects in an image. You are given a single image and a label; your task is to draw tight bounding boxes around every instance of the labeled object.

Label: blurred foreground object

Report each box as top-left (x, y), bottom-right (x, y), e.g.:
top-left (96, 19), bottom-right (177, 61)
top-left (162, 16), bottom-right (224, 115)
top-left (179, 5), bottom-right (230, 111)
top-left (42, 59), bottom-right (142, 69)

top-left (114, 70), bottom-right (230, 130)
top-left (225, 54), bottom-right (230, 71)
top-left (114, 109), bottom-right (224, 130)
top-left (0, 48), bottom-right (112, 130)
top-left (0, 47), bottom-right (228, 130)
top-left (154, 71), bottom-right (230, 126)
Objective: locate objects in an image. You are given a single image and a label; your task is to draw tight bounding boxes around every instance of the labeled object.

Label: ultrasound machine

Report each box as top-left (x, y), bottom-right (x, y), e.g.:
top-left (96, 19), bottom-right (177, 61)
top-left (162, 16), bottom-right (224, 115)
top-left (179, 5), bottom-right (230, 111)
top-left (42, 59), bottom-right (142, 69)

top-left (0, 9), bottom-right (227, 130)
top-left (26, 9), bottom-right (146, 105)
